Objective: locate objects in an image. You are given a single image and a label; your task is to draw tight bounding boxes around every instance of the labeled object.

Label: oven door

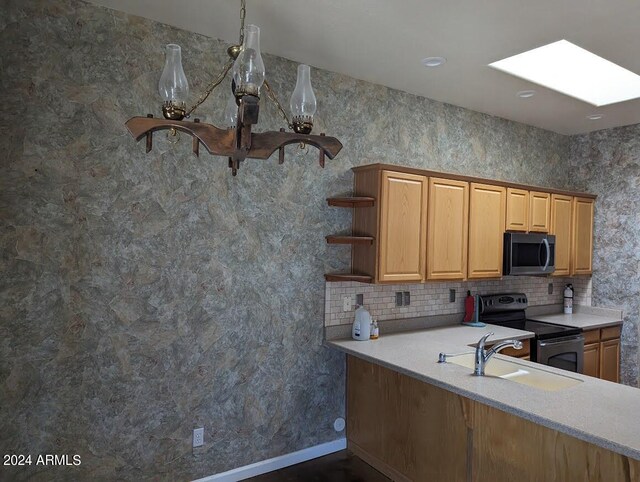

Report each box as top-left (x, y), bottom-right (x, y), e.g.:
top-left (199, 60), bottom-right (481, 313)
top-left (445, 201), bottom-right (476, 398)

top-left (536, 335), bottom-right (584, 373)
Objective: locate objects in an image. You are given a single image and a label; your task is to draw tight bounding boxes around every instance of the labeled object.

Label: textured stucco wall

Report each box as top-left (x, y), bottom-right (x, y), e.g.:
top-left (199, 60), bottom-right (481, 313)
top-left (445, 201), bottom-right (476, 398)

top-left (569, 124), bottom-right (640, 387)
top-left (0, 0), bottom-right (581, 480)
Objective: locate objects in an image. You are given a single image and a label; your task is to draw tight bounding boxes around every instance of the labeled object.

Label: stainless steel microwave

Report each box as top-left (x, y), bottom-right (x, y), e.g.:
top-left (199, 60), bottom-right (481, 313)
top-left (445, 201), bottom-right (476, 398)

top-left (503, 233), bottom-right (555, 276)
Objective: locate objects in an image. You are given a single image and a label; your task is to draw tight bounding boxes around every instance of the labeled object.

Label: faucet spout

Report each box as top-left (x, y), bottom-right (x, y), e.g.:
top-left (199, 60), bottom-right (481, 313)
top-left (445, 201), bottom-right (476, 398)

top-left (474, 333), bottom-right (523, 376)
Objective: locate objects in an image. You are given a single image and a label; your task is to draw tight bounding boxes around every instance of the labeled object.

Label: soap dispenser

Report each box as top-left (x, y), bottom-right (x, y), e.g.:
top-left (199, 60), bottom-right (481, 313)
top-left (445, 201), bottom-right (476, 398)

top-left (352, 305), bottom-right (372, 341)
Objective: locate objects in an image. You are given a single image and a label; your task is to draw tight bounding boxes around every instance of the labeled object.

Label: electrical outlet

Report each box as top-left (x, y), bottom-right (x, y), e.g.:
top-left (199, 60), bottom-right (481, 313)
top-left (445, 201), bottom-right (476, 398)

top-left (342, 296), bottom-right (352, 312)
top-left (396, 292), bottom-right (404, 307)
top-left (355, 293), bottom-right (364, 306)
top-left (449, 289), bottom-right (456, 302)
top-left (193, 427), bottom-right (204, 448)
top-left (403, 291), bottom-right (410, 306)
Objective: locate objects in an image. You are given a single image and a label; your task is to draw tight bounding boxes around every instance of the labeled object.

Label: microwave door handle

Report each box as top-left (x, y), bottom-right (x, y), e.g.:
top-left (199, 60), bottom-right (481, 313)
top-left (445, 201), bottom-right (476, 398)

top-left (542, 238), bottom-right (550, 271)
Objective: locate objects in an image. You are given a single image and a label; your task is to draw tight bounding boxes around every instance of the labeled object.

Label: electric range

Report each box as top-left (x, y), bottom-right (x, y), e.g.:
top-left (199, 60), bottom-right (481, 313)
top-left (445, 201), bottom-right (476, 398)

top-left (478, 293), bottom-right (584, 373)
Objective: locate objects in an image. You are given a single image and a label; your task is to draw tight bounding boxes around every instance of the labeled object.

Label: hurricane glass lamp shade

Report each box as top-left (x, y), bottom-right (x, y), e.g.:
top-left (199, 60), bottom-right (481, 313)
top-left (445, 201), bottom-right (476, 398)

top-left (290, 64), bottom-right (317, 134)
top-left (158, 44), bottom-right (189, 120)
top-left (232, 25), bottom-right (265, 98)
top-left (224, 94), bottom-right (238, 128)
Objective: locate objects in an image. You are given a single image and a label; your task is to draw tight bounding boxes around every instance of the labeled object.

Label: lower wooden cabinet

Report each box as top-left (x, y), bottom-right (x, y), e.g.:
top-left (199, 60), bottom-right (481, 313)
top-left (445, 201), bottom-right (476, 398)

top-left (347, 356), bottom-right (637, 481)
top-left (583, 342), bottom-right (600, 378)
top-left (583, 325), bottom-right (621, 383)
top-left (600, 338), bottom-right (621, 383)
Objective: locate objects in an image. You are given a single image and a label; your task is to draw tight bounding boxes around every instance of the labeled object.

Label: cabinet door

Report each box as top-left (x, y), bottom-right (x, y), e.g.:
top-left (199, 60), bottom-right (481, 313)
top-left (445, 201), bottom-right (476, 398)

top-left (529, 191), bottom-right (551, 233)
top-left (583, 342), bottom-right (600, 378)
top-left (468, 183), bottom-right (506, 279)
top-left (505, 188), bottom-right (529, 232)
top-left (550, 194), bottom-right (573, 276)
top-left (600, 339), bottom-right (620, 383)
top-left (572, 197), bottom-right (594, 275)
top-left (427, 178), bottom-right (469, 280)
top-left (378, 170), bottom-right (428, 282)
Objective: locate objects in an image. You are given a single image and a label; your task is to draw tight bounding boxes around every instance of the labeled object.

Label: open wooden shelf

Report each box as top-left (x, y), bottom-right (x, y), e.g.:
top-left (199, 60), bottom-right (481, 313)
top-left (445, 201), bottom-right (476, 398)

top-left (326, 235), bottom-right (374, 246)
top-left (326, 197), bottom-right (375, 208)
top-left (324, 273), bottom-right (373, 283)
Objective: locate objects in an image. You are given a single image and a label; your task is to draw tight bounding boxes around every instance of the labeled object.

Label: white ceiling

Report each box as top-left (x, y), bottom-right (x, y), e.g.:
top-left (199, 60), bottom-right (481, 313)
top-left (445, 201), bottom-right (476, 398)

top-left (88, 0), bottom-right (640, 135)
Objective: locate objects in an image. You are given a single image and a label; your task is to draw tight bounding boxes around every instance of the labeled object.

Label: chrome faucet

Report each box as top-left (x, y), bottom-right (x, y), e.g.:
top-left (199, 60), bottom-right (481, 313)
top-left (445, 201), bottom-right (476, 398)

top-left (474, 332), bottom-right (523, 376)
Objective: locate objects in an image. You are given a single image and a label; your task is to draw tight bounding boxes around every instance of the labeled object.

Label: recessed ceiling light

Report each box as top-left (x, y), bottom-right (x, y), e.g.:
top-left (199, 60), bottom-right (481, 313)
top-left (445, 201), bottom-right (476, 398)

top-left (489, 40), bottom-right (640, 106)
top-left (587, 114), bottom-right (604, 120)
top-left (517, 90), bottom-right (536, 98)
top-left (421, 57), bottom-right (446, 68)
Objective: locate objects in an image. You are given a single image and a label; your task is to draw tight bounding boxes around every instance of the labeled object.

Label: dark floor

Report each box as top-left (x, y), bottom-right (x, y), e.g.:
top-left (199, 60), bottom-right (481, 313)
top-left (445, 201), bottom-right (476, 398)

top-left (246, 450), bottom-right (390, 482)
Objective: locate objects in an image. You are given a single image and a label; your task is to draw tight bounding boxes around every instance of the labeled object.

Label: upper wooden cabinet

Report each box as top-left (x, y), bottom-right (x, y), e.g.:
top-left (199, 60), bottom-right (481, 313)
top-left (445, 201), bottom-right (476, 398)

top-left (505, 188), bottom-right (529, 231)
top-left (505, 189), bottom-right (550, 233)
top-left (468, 183), bottom-right (506, 279)
top-left (572, 197), bottom-right (594, 275)
top-left (427, 178), bottom-right (469, 280)
top-left (377, 171), bottom-right (428, 282)
top-left (550, 194), bottom-right (573, 276)
top-left (529, 191), bottom-right (551, 233)
top-left (333, 164), bottom-right (596, 285)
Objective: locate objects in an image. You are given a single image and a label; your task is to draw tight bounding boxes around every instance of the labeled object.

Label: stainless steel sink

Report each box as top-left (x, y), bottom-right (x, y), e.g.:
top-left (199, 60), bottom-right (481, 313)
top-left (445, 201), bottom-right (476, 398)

top-left (444, 353), bottom-right (583, 391)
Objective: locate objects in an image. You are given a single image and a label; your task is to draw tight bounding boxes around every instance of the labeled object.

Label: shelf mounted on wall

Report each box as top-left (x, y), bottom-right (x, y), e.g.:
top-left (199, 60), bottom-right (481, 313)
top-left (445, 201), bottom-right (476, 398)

top-left (324, 196), bottom-right (376, 284)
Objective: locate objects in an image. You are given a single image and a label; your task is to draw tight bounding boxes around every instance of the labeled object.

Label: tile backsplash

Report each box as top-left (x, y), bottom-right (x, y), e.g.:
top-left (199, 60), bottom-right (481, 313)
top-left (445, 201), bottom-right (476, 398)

top-left (324, 277), bottom-right (592, 326)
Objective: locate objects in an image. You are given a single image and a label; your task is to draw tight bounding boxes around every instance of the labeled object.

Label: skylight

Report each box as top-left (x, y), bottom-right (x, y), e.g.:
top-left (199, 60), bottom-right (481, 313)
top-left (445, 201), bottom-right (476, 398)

top-left (489, 40), bottom-right (640, 106)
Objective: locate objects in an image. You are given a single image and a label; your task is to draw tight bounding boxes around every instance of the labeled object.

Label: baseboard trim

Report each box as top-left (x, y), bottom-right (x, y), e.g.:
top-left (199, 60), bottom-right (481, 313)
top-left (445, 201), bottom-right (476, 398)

top-left (193, 438), bottom-right (347, 482)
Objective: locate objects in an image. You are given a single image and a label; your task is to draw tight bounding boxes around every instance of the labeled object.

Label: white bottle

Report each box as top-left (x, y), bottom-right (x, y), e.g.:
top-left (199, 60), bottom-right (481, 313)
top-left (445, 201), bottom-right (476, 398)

top-left (352, 305), bottom-right (372, 341)
top-left (563, 284), bottom-right (574, 314)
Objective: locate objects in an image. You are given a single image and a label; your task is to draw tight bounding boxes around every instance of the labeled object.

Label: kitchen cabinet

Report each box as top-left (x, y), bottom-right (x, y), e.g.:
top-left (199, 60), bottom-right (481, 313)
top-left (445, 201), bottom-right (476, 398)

top-left (327, 164), bottom-right (595, 285)
top-left (378, 170), bottom-right (428, 282)
top-left (582, 325), bottom-right (621, 382)
top-left (505, 189), bottom-right (550, 233)
top-left (572, 197), bottom-right (594, 275)
top-left (529, 191), bottom-right (551, 233)
top-left (468, 183), bottom-right (506, 279)
top-left (505, 188), bottom-right (529, 231)
top-left (426, 177), bottom-right (468, 280)
top-left (347, 356), bottom-right (637, 481)
top-left (550, 194), bottom-right (573, 276)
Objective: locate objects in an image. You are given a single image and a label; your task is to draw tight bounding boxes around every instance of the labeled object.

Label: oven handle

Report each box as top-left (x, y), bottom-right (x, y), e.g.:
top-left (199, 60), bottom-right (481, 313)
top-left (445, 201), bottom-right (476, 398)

top-left (538, 334), bottom-right (584, 347)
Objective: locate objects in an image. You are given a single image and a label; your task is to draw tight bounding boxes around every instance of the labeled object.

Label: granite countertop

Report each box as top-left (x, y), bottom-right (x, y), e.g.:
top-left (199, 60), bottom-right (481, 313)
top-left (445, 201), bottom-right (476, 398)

top-left (326, 323), bottom-right (640, 461)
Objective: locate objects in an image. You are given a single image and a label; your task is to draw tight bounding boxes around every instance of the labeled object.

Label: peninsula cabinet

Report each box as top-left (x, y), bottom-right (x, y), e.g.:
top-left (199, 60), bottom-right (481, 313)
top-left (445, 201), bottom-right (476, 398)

top-left (426, 178), bottom-right (469, 280)
top-left (468, 183), bottom-right (506, 279)
top-left (347, 356), bottom-right (638, 481)
top-left (583, 325), bottom-right (621, 383)
top-left (572, 196), bottom-right (594, 275)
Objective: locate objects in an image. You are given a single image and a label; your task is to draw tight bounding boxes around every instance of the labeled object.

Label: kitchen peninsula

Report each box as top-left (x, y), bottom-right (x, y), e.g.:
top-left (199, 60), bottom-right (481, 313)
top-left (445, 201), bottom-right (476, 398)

top-left (327, 311), bottom-right (639, 481)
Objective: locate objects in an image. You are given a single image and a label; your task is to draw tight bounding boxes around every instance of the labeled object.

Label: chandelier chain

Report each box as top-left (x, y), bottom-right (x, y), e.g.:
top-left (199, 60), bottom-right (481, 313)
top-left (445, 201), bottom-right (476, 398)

top-left (184, 59), bottom-right (234, 118)
top-left (263, 80), bottom-right (293, 129)
top-left (239, 0), bottom-right (246, 46)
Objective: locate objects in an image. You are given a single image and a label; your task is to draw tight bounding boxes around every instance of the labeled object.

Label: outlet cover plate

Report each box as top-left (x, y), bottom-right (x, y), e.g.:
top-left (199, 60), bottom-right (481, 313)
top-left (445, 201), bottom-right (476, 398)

top-left (193, 427), bottom-right (204, 447)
